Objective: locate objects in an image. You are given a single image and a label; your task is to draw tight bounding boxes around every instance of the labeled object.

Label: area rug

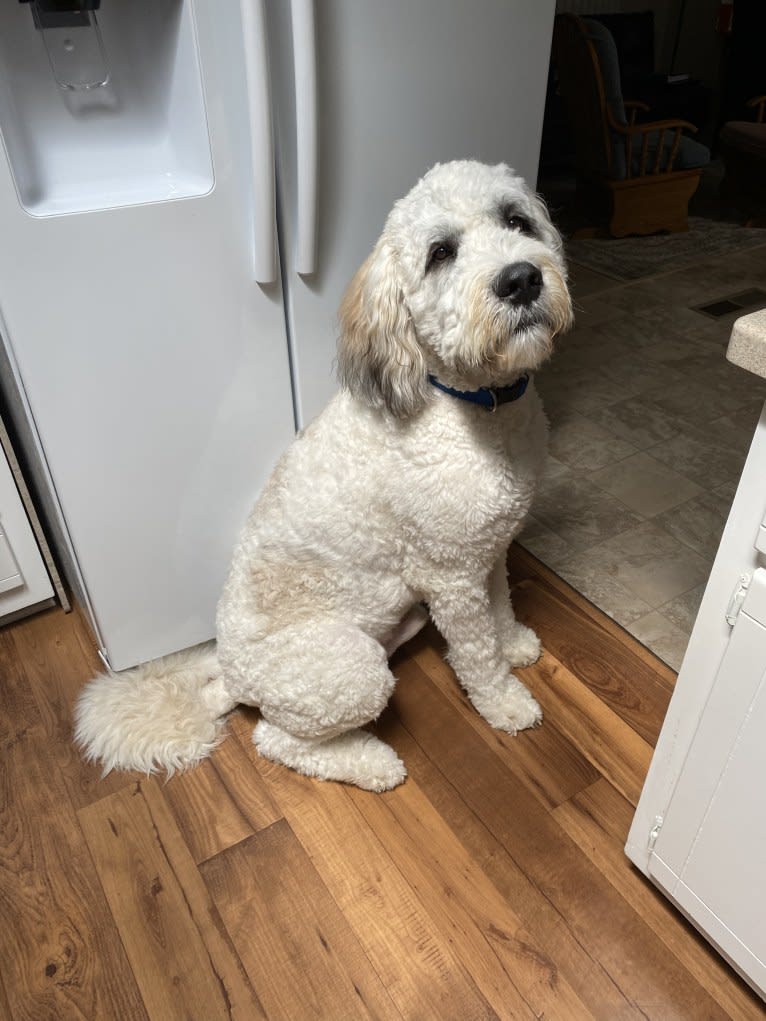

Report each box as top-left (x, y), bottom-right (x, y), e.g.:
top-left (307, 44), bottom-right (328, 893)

top-left (566, 217), bottom-right (766, 282)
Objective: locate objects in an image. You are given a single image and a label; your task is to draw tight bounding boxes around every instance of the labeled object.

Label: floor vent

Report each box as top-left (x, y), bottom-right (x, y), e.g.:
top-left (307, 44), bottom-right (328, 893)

top-left (694, 289), bottom-right (766, 319)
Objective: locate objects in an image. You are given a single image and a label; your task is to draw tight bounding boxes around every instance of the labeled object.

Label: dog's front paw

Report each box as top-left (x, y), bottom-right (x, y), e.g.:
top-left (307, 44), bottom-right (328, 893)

top-left (503, 621), bottom-right (542, 668)
top-left (472, 675), bottom-right (543, 735)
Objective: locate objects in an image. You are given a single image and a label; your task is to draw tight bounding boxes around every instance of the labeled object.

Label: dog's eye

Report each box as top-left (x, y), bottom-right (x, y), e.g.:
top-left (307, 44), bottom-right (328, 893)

top-left (505, 213), bottom-right (532, 234)
top-left (427, 240), bottom-right (457, 270)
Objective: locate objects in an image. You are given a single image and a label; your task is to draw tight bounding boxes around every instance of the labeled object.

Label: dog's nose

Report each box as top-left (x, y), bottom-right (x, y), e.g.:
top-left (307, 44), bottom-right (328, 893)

top-left (493, 261), bottom-right (543, 305)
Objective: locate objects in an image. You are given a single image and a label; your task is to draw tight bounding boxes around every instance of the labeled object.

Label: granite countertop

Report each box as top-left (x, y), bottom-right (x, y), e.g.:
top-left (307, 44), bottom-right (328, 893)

top-left (727, 310), bottom-right (766, 381)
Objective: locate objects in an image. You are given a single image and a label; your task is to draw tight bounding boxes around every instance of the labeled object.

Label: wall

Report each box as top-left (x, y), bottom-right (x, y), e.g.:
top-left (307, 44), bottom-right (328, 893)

top-left (555, 0), bottom-right (726, 87)
top-left (555, 0), bottom-right (684, 72)
top-left (672, 0), bottom-right (726, 89)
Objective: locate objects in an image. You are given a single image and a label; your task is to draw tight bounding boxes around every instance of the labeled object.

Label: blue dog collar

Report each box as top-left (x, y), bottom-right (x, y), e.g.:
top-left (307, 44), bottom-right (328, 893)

top-left (428, 372), bottom-right (529, 412)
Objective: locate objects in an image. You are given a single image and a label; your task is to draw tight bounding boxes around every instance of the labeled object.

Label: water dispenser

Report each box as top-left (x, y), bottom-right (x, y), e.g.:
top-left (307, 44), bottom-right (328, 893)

top-left (0, 0), bottom-right (214, 215)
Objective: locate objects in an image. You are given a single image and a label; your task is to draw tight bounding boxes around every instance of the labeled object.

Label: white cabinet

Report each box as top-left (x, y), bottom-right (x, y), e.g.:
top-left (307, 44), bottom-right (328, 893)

top-left (650, 569), bottom-right (766, 995)
top-left (627, 405), bottom-right (766, 1001)
top-left (0, 436), bottom-right (53, 619)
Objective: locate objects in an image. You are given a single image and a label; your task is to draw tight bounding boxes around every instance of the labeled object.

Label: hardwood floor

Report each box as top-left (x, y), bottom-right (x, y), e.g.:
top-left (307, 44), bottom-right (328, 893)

top-left (1, 544), bottom-right (763, 1020)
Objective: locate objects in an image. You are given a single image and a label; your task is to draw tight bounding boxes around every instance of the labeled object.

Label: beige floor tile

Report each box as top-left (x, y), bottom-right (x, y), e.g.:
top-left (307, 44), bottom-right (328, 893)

top-left (516, 515), bottom-right (572, 567)
top-left (593, 282), bottom-right (657, 315)
top-left (553, 555), bottom-right (654, 626)
top-left (589, 452), bottom-right (702, 518)
top-left (663, 584), bottom-right (706, 635)
top-left (639, 334), bottom-right (714, 365)
top-left (586, 396), bottom-right (689, 450)
top-left (653, 489), bottom-right (732, 560)
top-left (529, 238), bottom-right (765, 656)
top-left (591, 311), bottom-right (693, 351)
top-left (558, 520), bottom-right (710, 608)
top-left (532, 472), bottom-right (643, 553)
top-left (536, 365), bottom-right (624, 417)
top-left (709, 403), bottom-right (766, 458)
top-left (540, 453), bottom-right (572, 482)
top-left (626, 610), bottom-right (690, 671)
top-left (647, 424), bottom-right (747, 486)
top-left (595, 352), bottom-right (687, 399)
top-left (547, 411), bottom-right (638, 473)
top-left (714, 478), bottom-right (740, 502)
top-left (646, 378), bottom-right (752, 427)
top-left (673, 311), bottom-right (732, 344)
top-left (566, 262), bottom-right (618, 298)
top-left (568, 296), bottom-right (626, 330)
top-left (668, 352), bottom-right (764, 400)
top-left (549, 327), bottom-right (631, 370)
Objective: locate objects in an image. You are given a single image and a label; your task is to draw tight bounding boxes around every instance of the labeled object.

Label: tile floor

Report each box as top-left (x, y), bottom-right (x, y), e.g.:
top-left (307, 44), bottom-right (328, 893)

top-left (520, 241), bottom-right (766, 670)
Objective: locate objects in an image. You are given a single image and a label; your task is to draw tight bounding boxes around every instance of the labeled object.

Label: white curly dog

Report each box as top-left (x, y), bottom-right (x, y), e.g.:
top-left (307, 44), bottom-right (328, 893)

top-left (75, 160), bottom-right (572, 792)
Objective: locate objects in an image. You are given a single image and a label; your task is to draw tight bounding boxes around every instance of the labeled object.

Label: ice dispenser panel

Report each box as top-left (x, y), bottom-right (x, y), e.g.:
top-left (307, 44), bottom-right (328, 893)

top-left (0, 0), bottom-right (214, 216)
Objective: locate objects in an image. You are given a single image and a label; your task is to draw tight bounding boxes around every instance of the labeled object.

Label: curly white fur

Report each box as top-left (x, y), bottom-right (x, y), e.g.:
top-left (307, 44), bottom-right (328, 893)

top-left (75, 161), bottom-right (572, 792)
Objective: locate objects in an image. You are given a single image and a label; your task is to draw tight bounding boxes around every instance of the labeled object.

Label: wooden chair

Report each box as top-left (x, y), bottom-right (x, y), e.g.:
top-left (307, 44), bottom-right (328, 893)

top-left (552, 14), bottom-right (710, 237)
top-left (719, 96), bottom-right (766, 222)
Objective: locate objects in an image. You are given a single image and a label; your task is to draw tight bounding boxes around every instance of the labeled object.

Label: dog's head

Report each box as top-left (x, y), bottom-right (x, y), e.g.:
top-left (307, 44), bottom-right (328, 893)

top-left (338, 160), bottom-right (572, 417)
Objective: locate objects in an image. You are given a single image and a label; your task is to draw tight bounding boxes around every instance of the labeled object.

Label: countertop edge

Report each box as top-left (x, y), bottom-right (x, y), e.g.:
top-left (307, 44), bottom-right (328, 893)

top-left (727, 309), bottom-right (766, 381)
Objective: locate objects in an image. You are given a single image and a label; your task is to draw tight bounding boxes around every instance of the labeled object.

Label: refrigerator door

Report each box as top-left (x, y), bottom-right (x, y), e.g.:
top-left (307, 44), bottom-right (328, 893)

top-left (0, 1), bottom-right (296, 669)
top-left (268, 0), bottom-right (558, 426)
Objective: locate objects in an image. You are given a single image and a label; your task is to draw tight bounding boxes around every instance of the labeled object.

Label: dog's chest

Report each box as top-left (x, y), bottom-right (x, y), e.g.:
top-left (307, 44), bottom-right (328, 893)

top-left (396, 394), bottom-right (546, 551)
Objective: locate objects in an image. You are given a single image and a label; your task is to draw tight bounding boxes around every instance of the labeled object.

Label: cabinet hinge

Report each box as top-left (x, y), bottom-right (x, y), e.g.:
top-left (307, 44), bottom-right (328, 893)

top-left (725, 573), bottom-right (751, 627)
top-left (648, 815), bottom-right (663, 852)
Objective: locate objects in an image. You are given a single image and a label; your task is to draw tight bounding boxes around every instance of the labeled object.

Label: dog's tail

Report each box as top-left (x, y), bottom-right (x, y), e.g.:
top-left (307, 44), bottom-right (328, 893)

top-left (73, 643), bottom-right (238, 776)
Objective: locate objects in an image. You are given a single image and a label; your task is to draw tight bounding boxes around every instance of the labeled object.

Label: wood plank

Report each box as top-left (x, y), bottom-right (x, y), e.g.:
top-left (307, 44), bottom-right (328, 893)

top-left (229, 714), bottom-right (499, 1021)
top-left (388, 662), bottom-right (734, 1021)
top-left (0, 976), bottom-right (12, 1020)
top-left (553, 780), bottom-right (766, 1021)
top-left (2, 556), bottom-right (758, 1020)
top-left (78, 777), bottom-right (265, 1021)
top-left (163, 758), bottom-right (256, 866)
top-left (405, 631), bottom-right (600, 809)
top-left (404, 631), bottom-right (648, 809)
top-left (508, 542), bottom-right (677, 689)
top-left (0, 630), bottom-right (149, 1021)
top-left (163, 724), bottom-right (281, 864)
top-left (375, 698), bottom-right (639, 1020)
top-left (524, 650), bottom-right (652, 806)
top-left (348, 734), bottom-right (594, 1020)
top-left (508, 542), bottom-right (677, 674)
top-left (8, 607), bottom-right (140, 809)
top-left (510, 575), bottom-right (674, 746)
top-left (202, 821), bottom-right (402, 1021)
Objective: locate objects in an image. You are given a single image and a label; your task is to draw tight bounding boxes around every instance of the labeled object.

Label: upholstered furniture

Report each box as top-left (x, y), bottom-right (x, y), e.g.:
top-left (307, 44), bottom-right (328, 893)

top-left (719, 96), bottom-right (766, 221)
top-left (552, 13), bottom-right (710, 237)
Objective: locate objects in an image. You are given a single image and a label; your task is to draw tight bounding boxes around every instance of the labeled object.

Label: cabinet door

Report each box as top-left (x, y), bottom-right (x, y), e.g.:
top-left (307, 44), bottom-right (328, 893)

top-left (648, 567), bottom-right (766, 999)
top-left (0, 443), bottom-right (53, 617)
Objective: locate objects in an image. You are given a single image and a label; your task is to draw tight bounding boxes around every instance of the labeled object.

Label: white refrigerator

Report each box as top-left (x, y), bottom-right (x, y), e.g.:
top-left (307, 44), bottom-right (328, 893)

top-left (0, 0), bottom-right (555, 670)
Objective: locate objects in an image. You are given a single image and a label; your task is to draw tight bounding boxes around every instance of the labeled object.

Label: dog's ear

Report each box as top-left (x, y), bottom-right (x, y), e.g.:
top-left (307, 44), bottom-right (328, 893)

top-left (337, 239), bottom-right (429, 418)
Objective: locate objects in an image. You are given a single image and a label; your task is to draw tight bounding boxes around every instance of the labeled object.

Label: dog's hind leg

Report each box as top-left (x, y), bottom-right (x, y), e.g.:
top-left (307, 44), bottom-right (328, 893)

top-left (246, 619), bottom-right (406, 791)
top-left (254, 720), bottom-right (406, 792)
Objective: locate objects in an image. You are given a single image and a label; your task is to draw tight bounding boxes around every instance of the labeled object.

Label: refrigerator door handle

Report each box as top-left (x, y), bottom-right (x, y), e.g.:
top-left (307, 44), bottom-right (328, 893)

top-left (240, 0), bottom-right (277, 283)
top-left (291, 0), bottom-right (318, 275)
